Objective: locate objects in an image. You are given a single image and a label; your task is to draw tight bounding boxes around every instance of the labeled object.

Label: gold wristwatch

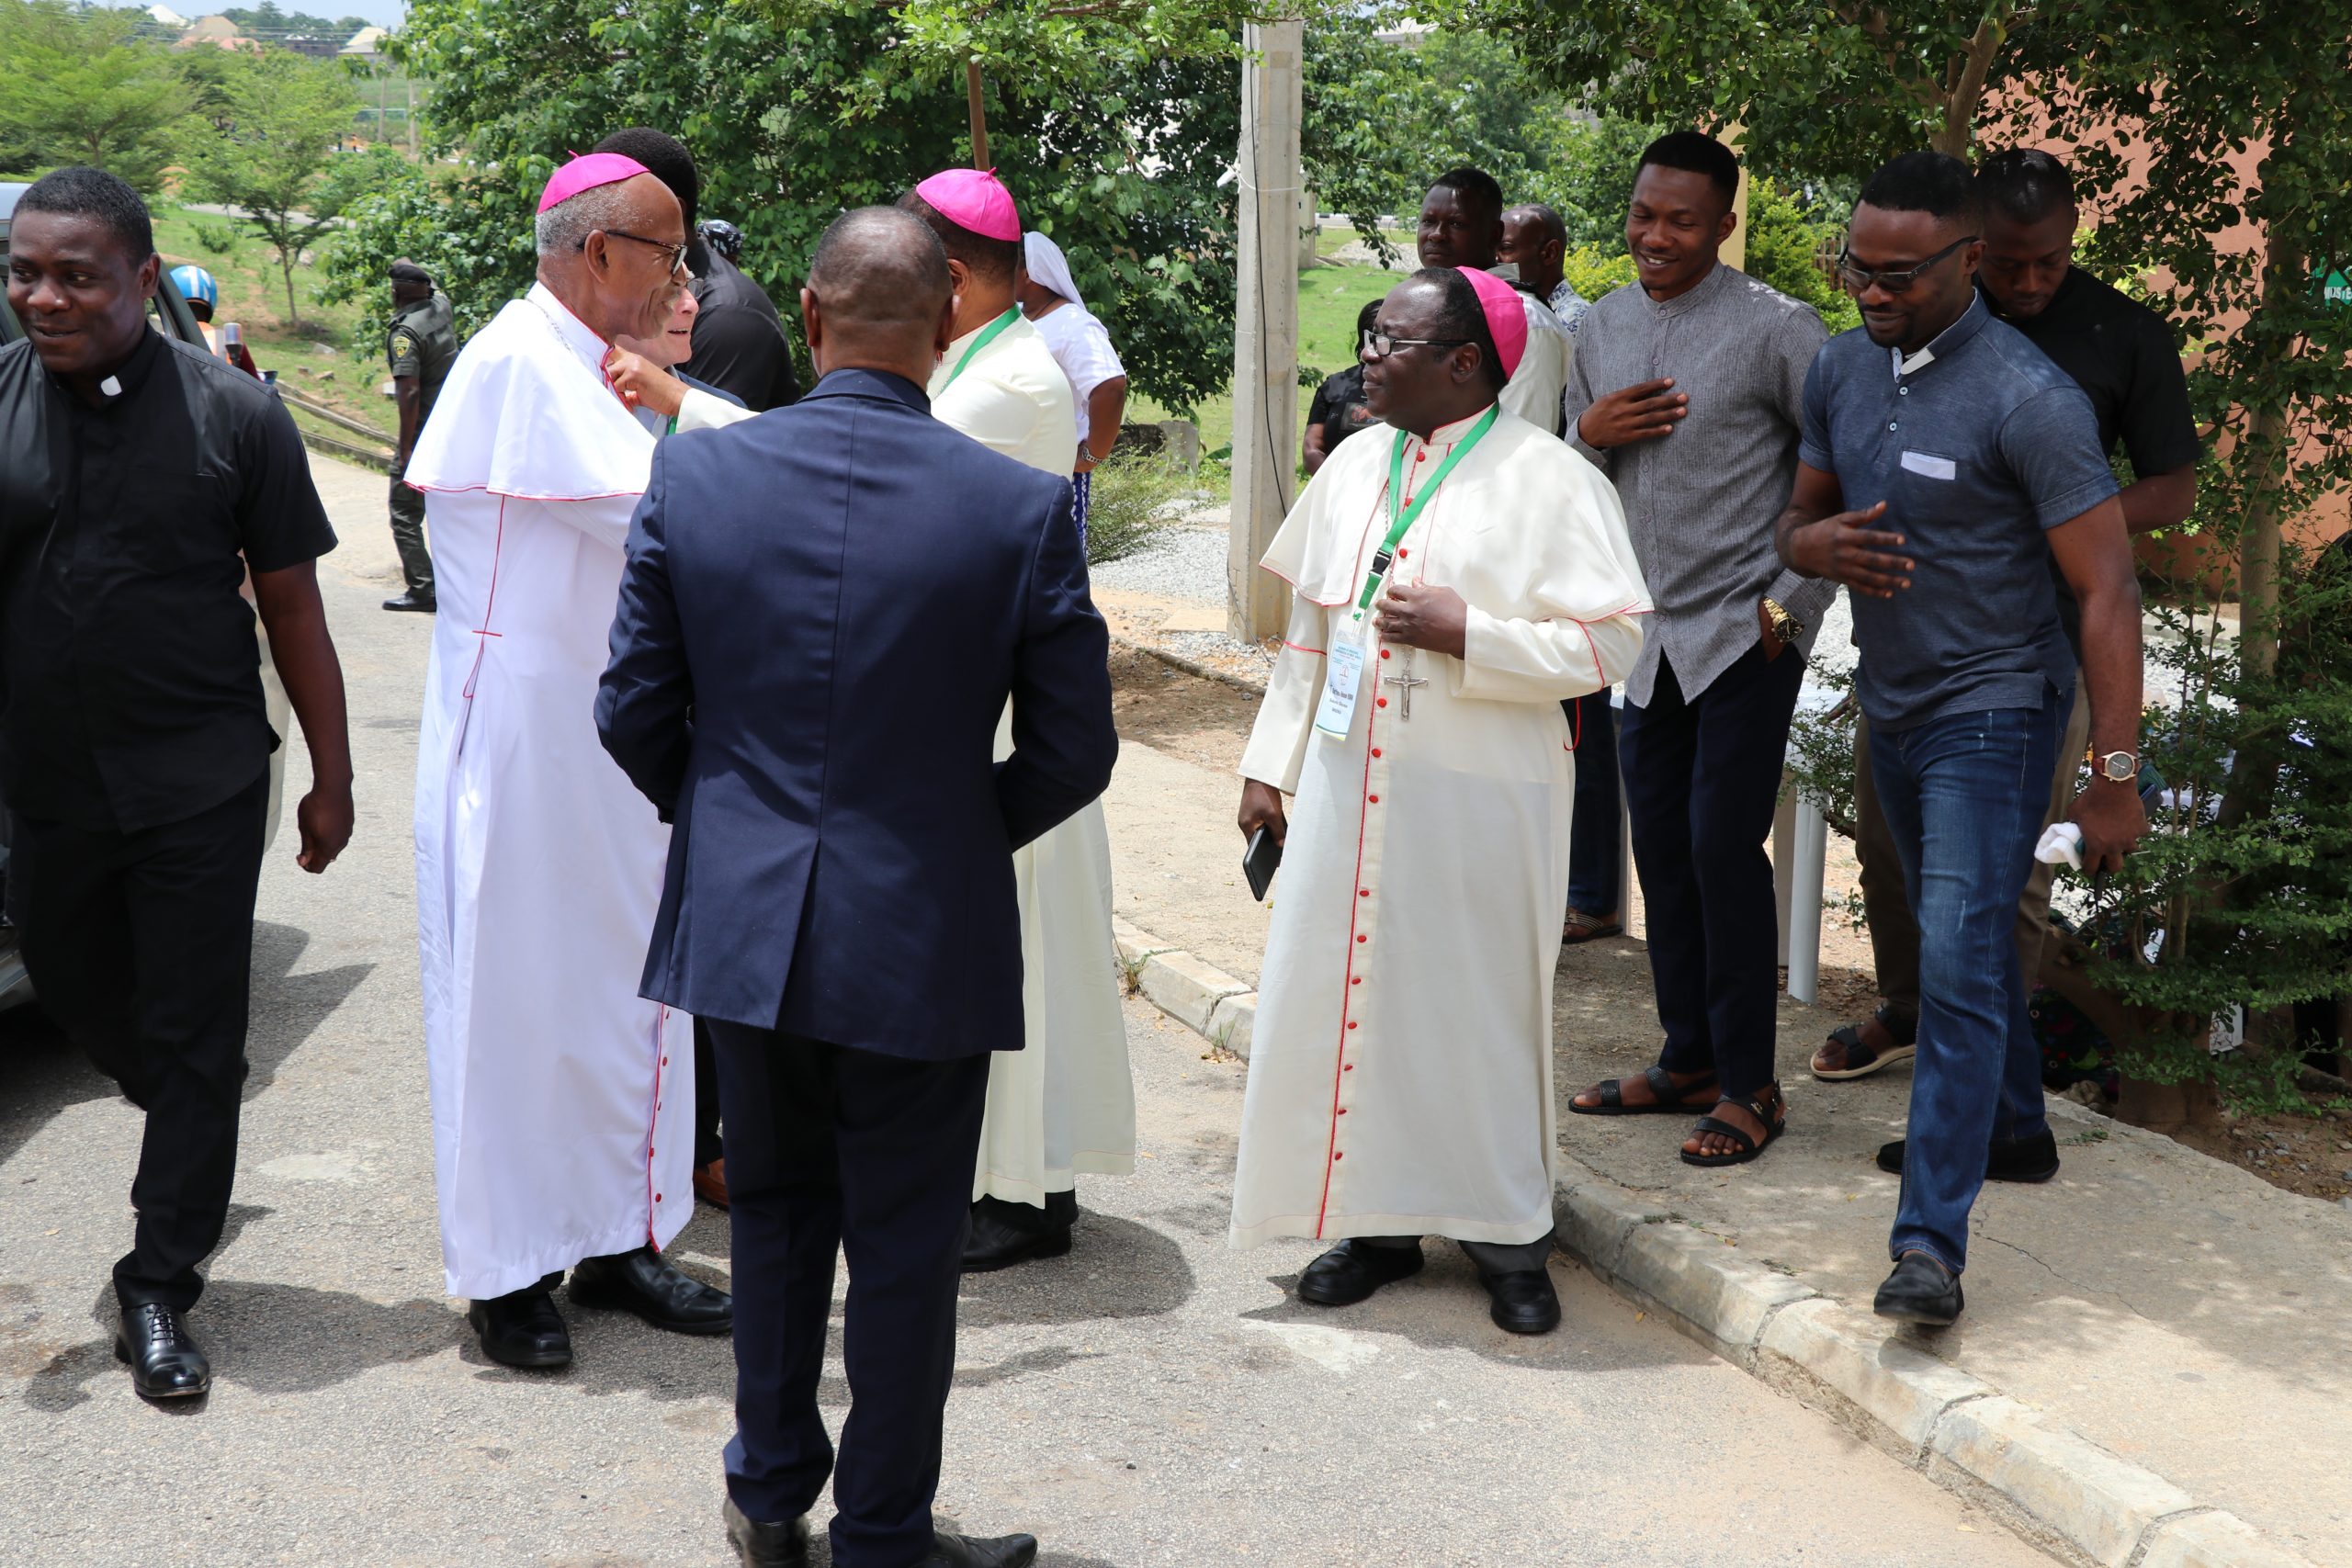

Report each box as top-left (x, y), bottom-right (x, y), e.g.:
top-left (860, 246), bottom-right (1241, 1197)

top-left (1763, 597), bottom-right (1804, 645)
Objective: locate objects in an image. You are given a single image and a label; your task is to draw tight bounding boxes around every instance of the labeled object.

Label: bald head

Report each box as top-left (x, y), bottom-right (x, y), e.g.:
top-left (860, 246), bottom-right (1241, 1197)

top-left (800, 207), bottom-right (957, 387)
top-left (1499, 203), bottom-right (1567, 298)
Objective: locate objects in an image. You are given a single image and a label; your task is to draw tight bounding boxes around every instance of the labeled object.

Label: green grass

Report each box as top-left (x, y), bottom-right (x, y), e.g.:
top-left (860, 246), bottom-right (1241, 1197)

top-left (149, 201), bottom-right (396, 442)
top-left (1132, 257), bottom-right (1397, 472)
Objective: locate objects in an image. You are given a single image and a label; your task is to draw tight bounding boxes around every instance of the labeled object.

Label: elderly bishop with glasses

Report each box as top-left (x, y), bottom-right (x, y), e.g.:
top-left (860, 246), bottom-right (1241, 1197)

top-left (407, 151), bottom-right (733, 1371)
top-left (1229, 267), bottom-right (1649, 1337)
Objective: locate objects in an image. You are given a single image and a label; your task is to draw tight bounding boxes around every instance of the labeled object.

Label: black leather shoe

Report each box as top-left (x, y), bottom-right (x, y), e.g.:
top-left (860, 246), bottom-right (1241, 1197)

top-left (570, 1247), bottom-right (733, 1334)
top-left (1295, 1239), bottom-right (1423, 1307)
top-left (468, 1286), bottom-right (572, 1369)
top-left (960, 1203), bottom-right (1073, 1273)
top-left (115, 1303), bottom-right (210, 1400)
top-left (381, 591), bottom-right (436, 613)
top-left (919, 1529), bottom-right (1040, 1568)
top-left (721, 1495), bottom-right (810, 1567)
top-left (1876, 1127), bottom-right (2060, 1183)
top-left (1873, 1252), bottom-right (1965, 1327)
top-left (1477, 1268), bottom-right (1562, 1335)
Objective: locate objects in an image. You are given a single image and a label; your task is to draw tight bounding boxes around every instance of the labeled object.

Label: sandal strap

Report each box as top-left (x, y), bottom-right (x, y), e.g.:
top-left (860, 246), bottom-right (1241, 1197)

top-left (1689, 1115), bottom-right (1760, 1156)
top-left (1640, 1064), bottom-right (1679, 1103)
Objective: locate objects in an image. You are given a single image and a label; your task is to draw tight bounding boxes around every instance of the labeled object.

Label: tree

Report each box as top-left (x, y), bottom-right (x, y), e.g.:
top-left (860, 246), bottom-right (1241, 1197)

top-left (187, 51), bottom-right (365, 325)
top-left (327, 0), bottom-right (1257, 413)
top-left (0, 0), bottom-right (195, 192)
top-left (1459, 0), bottom-right (2352, 1116)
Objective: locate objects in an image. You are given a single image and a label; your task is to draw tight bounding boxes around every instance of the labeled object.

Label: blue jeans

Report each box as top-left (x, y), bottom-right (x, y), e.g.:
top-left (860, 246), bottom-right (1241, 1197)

top-left (1871, 693), bottom-right (2065, 1274)
top-left (1566, 690), bottom-right (1621, 917)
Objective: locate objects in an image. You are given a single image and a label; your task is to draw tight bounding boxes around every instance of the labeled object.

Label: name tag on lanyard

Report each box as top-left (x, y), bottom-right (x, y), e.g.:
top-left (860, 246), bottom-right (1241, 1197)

top-left (1312, 406), bottom-right (1498, 744)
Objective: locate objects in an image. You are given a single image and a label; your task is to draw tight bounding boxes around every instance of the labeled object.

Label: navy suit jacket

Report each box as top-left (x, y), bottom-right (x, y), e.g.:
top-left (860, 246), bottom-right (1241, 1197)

top-left (596, 367), bottom-right (1117, 1059)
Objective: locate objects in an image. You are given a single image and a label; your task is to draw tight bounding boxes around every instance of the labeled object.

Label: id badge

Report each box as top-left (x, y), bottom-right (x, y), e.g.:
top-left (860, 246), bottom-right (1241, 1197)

top-left (1314, 627), bottom-right (1368, 741)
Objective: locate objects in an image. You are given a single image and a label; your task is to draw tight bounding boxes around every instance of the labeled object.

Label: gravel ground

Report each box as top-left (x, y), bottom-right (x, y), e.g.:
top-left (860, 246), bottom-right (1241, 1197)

top-left (1090, 524), bottom-right (1228, 606)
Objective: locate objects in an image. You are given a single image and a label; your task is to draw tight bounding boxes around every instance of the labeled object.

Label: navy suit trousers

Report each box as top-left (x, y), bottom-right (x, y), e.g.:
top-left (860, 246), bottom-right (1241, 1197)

top-left (710, 1023), bottom-right (990, 1566)
top-left (1620, 642), bottom-right (1804, 1101)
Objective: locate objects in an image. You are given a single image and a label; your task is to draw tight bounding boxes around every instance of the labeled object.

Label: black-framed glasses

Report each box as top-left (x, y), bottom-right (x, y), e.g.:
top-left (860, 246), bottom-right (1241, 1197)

top-left (1363, 332), bottom-right (1472, 360)
top-left (1836, 234), bottom-right (1978, 296)
top-left (595, 228), bottom-right (691, 278)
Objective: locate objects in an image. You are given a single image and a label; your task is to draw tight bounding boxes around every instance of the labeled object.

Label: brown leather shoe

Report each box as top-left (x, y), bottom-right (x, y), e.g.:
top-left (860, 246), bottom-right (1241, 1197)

top-left (694, 1158), bottom-right (729, 1209)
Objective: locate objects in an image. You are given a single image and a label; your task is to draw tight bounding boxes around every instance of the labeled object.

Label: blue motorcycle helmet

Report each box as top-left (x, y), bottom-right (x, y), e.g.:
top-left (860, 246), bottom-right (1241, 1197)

top-left (169, 264), bottom-right (220, 315)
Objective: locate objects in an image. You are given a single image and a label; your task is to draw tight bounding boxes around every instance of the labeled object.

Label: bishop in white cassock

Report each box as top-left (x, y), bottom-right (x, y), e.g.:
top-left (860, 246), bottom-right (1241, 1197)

top-left (903, 170), bottom-right (1134, 1272)
top-left (406, 152), bottom-right (730, 1370)
top-left (1230, 266), bottom-right (1649, 1337)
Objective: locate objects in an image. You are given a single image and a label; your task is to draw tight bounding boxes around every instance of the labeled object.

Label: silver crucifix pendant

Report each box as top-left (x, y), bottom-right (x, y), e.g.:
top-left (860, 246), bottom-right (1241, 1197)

top-left (1382, 652), bottom-right (1428, 721)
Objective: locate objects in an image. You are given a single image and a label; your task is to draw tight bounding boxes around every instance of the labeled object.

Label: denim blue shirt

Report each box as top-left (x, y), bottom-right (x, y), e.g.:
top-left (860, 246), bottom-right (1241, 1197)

top-left (1799, 297), bottom-right (2118, 731)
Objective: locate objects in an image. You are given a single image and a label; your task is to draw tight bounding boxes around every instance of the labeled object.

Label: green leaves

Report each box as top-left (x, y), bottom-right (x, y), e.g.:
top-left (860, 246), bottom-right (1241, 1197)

top-left (0, 0), bottom-right (196, 193)
top-left (183, 48), bottom-right (366, 324)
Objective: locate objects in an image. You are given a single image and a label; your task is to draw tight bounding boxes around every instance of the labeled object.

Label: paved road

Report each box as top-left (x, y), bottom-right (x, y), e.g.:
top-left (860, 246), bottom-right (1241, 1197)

top-left (0, 463), bottom-right (2055, 1567)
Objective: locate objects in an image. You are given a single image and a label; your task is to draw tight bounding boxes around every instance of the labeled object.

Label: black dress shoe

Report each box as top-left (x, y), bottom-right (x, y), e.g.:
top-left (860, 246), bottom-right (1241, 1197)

top-left (1873, 1252), bottom-right (1965, 1327)
top-left (569, 1246), bottom-right (733, 1334)
top-left (1477, 1268), bottom-right (1562, 1335)
top-left (1295, 1238), bottom-right (1423, 1307)
top-left (919, 1529), bottom-right (1040, 1568)
top-left (960, 1203), bottom-right (1072, 1273)
top-left (1876, 1127), bottom-right (2060, 1183)
top-left (115, 1303), bottom-right (210, 1400)
top-left (468, 1286), bottom-right (572, 1369)
top-left (381, 591), bottom-right (436, 613)
top-left (722, 1495), bottom-right (810, 1567)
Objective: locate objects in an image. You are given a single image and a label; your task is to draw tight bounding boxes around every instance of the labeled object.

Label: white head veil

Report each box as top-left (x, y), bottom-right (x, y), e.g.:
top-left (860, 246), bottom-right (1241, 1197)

top-left (1023, 231), bottom-right (1086, 313)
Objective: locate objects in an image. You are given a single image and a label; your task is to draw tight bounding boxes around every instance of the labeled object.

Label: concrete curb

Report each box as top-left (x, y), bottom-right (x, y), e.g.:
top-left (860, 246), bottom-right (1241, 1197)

top-left (1112, 911), bottom-right (2323, 1568)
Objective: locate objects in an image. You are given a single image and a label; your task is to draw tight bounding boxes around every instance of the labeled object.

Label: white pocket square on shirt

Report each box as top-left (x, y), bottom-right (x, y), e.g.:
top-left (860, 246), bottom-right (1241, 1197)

top-left (1900, 450), bottom-right (1957, 480)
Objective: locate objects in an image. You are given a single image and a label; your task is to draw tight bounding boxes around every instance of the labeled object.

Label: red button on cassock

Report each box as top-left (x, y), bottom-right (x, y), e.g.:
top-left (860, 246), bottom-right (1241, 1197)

top-left (1379, 649), bottom-right (1391, 660)
top-left (1375, 697), bottom-right (1387, 708)
top-left (1351, 976), bottom-right (1363, 985)
top-left (1357, 934), bottom-right (1368, 943)
top-left (1367, 794), bottom-right (1379, 803)
top-left (1371, 748), bottom-right (1382, 758)
top-left (1347, 1021), bottom-right (1358, 1030)
top-left (1358, 888), bottom-right (1369, 897)
top-left (1344, 1063), bottom-right (1356, 1071)
top-left (1396, 547), bottom-right (1409, 559)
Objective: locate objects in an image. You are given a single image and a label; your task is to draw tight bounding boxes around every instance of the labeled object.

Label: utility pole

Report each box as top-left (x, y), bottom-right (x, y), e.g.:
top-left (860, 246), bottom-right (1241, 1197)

top-left (1227, 17), bottom-right (1303, 643)
top-left (966, 60), bottom-right (990, 168)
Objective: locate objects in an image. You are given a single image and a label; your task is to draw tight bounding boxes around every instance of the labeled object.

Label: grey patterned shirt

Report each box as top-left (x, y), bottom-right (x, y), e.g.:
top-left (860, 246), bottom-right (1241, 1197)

top-left (1565, 263), bottom-right (1834, 706)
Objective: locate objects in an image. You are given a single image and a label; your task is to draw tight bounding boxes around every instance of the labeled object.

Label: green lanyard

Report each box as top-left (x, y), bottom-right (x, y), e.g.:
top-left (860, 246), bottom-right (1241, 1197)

top-left (1355, 406), bottom-right (1499, 614)
top-left (943, 308), bottom-right (1022, 389)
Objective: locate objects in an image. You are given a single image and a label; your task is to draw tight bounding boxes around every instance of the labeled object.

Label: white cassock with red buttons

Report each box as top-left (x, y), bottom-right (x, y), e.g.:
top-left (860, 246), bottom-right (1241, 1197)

top-left (1231, 403), bottom-right (1649, 1250)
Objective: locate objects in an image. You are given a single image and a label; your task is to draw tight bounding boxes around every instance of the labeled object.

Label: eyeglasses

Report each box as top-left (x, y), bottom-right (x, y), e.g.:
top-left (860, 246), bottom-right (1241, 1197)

top-left (595, 229), bottom-right (692, 278)
top-left (1363, 332), bottom-right (1472, 359)
top-left (1836, 234), bottom-right (1978, 296)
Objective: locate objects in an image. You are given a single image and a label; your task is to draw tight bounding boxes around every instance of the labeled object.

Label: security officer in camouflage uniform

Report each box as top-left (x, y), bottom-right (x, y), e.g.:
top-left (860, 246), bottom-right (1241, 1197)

top-left (384, 259), bottom-right (456, 612)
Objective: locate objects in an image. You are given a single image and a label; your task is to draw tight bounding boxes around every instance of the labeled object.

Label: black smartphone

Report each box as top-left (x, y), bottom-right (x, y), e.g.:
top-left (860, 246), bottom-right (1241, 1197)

top-left (1243, 827), bottom-right (1283, 902)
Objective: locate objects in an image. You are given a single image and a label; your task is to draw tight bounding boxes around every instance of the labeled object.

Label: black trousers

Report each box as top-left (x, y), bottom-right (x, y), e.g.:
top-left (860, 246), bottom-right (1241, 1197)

top-left (1619, 644), bottom-right (1804, 1102)
top-left (388, 467), bottom-right (435, 599)
top-left (708, 1021), bottom-right (990, 1568)
top-left (7, 774), bottom-right (268, 1312)
top-left (692, 1015), bottom-right (724, 1168)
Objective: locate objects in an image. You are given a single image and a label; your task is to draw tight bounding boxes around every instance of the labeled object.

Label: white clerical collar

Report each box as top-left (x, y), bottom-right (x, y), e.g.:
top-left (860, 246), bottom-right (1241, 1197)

top-left (1412, 406), bottom-right (1497, 450)
top-left (527, 280), bottom-right (613, 375)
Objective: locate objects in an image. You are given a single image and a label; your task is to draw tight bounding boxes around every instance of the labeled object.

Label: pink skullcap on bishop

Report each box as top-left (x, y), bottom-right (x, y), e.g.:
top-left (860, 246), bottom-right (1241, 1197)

top-left (1456, 265), bottom-right (1528, 381)
top-left (537, 152), bottom-right (654, 215)
top-left (914, 167), bottom-right (1022, 242)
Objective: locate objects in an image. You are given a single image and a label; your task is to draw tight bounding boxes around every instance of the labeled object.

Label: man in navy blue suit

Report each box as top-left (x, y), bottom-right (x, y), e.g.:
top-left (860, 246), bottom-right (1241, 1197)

top-left (596, 207), bottom-right (1116, 1568)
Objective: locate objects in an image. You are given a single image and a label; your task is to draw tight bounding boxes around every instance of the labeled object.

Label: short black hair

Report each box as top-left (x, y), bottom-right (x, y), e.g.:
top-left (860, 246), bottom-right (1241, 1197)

top-left (593, 128), bottom-right (698, 232)
top-left (17, 166), bottom-right (153, 263)
top-left (894, 189), bottom-right (1019, 284)
top-left (1976, 147), bottom-right (2077, 224)
top-left (1354, 298), bottom-right (1383, 341)
top-left (1635, 131), bottom-right (1740, 209)
top-left (1414, 266), bottom-right (1507, 394)
top-left (1426, 167), bottom-right (1504, 227)
top-left (1858, 151), bottom-right (1983, 231)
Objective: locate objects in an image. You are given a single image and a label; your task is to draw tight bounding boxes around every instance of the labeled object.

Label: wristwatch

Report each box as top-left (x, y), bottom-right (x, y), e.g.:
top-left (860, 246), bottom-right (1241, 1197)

top-left (2094, 750), bottom-right (2141, 784)
top-left (1762, 598), bottom-right (1804, 645)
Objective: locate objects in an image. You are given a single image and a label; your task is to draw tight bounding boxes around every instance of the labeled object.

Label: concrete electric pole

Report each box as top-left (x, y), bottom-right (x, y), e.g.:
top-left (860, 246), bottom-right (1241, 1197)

top-left (1227, 17), bottom-right (1304, 644)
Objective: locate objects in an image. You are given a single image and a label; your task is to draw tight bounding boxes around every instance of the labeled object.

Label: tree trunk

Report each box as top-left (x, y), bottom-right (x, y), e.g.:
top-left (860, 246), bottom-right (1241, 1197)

top-left (1930, 10), bottom-right (2007, 155)
top-left (2042, 931), bottom-right (2227, 1134)
top-left (282, 249), bottom-right (301, 328)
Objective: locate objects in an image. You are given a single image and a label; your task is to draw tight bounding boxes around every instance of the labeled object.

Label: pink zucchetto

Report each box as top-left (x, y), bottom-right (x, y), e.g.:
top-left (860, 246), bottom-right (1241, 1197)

top-left (537, 152), bottom-right (654, 215)
top-left (1456, 265), bottom-right (1528, 381)
top-left (914, 167), bottom-right (1022, 242)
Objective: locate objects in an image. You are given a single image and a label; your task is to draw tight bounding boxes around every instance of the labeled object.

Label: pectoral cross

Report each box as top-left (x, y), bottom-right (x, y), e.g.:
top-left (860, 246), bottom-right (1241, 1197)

top-left (1382, 654), bottom-right (1428, 721)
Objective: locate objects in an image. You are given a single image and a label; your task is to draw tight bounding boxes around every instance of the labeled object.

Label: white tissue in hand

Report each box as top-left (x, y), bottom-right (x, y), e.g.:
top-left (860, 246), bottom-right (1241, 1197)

top-left (2035, 821), bottom-right (2085, 871)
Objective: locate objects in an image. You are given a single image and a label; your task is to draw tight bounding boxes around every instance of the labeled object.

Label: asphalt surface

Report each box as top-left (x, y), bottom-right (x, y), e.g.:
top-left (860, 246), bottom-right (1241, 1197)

top-left (0, 460), bottom-right (2058, 1567)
